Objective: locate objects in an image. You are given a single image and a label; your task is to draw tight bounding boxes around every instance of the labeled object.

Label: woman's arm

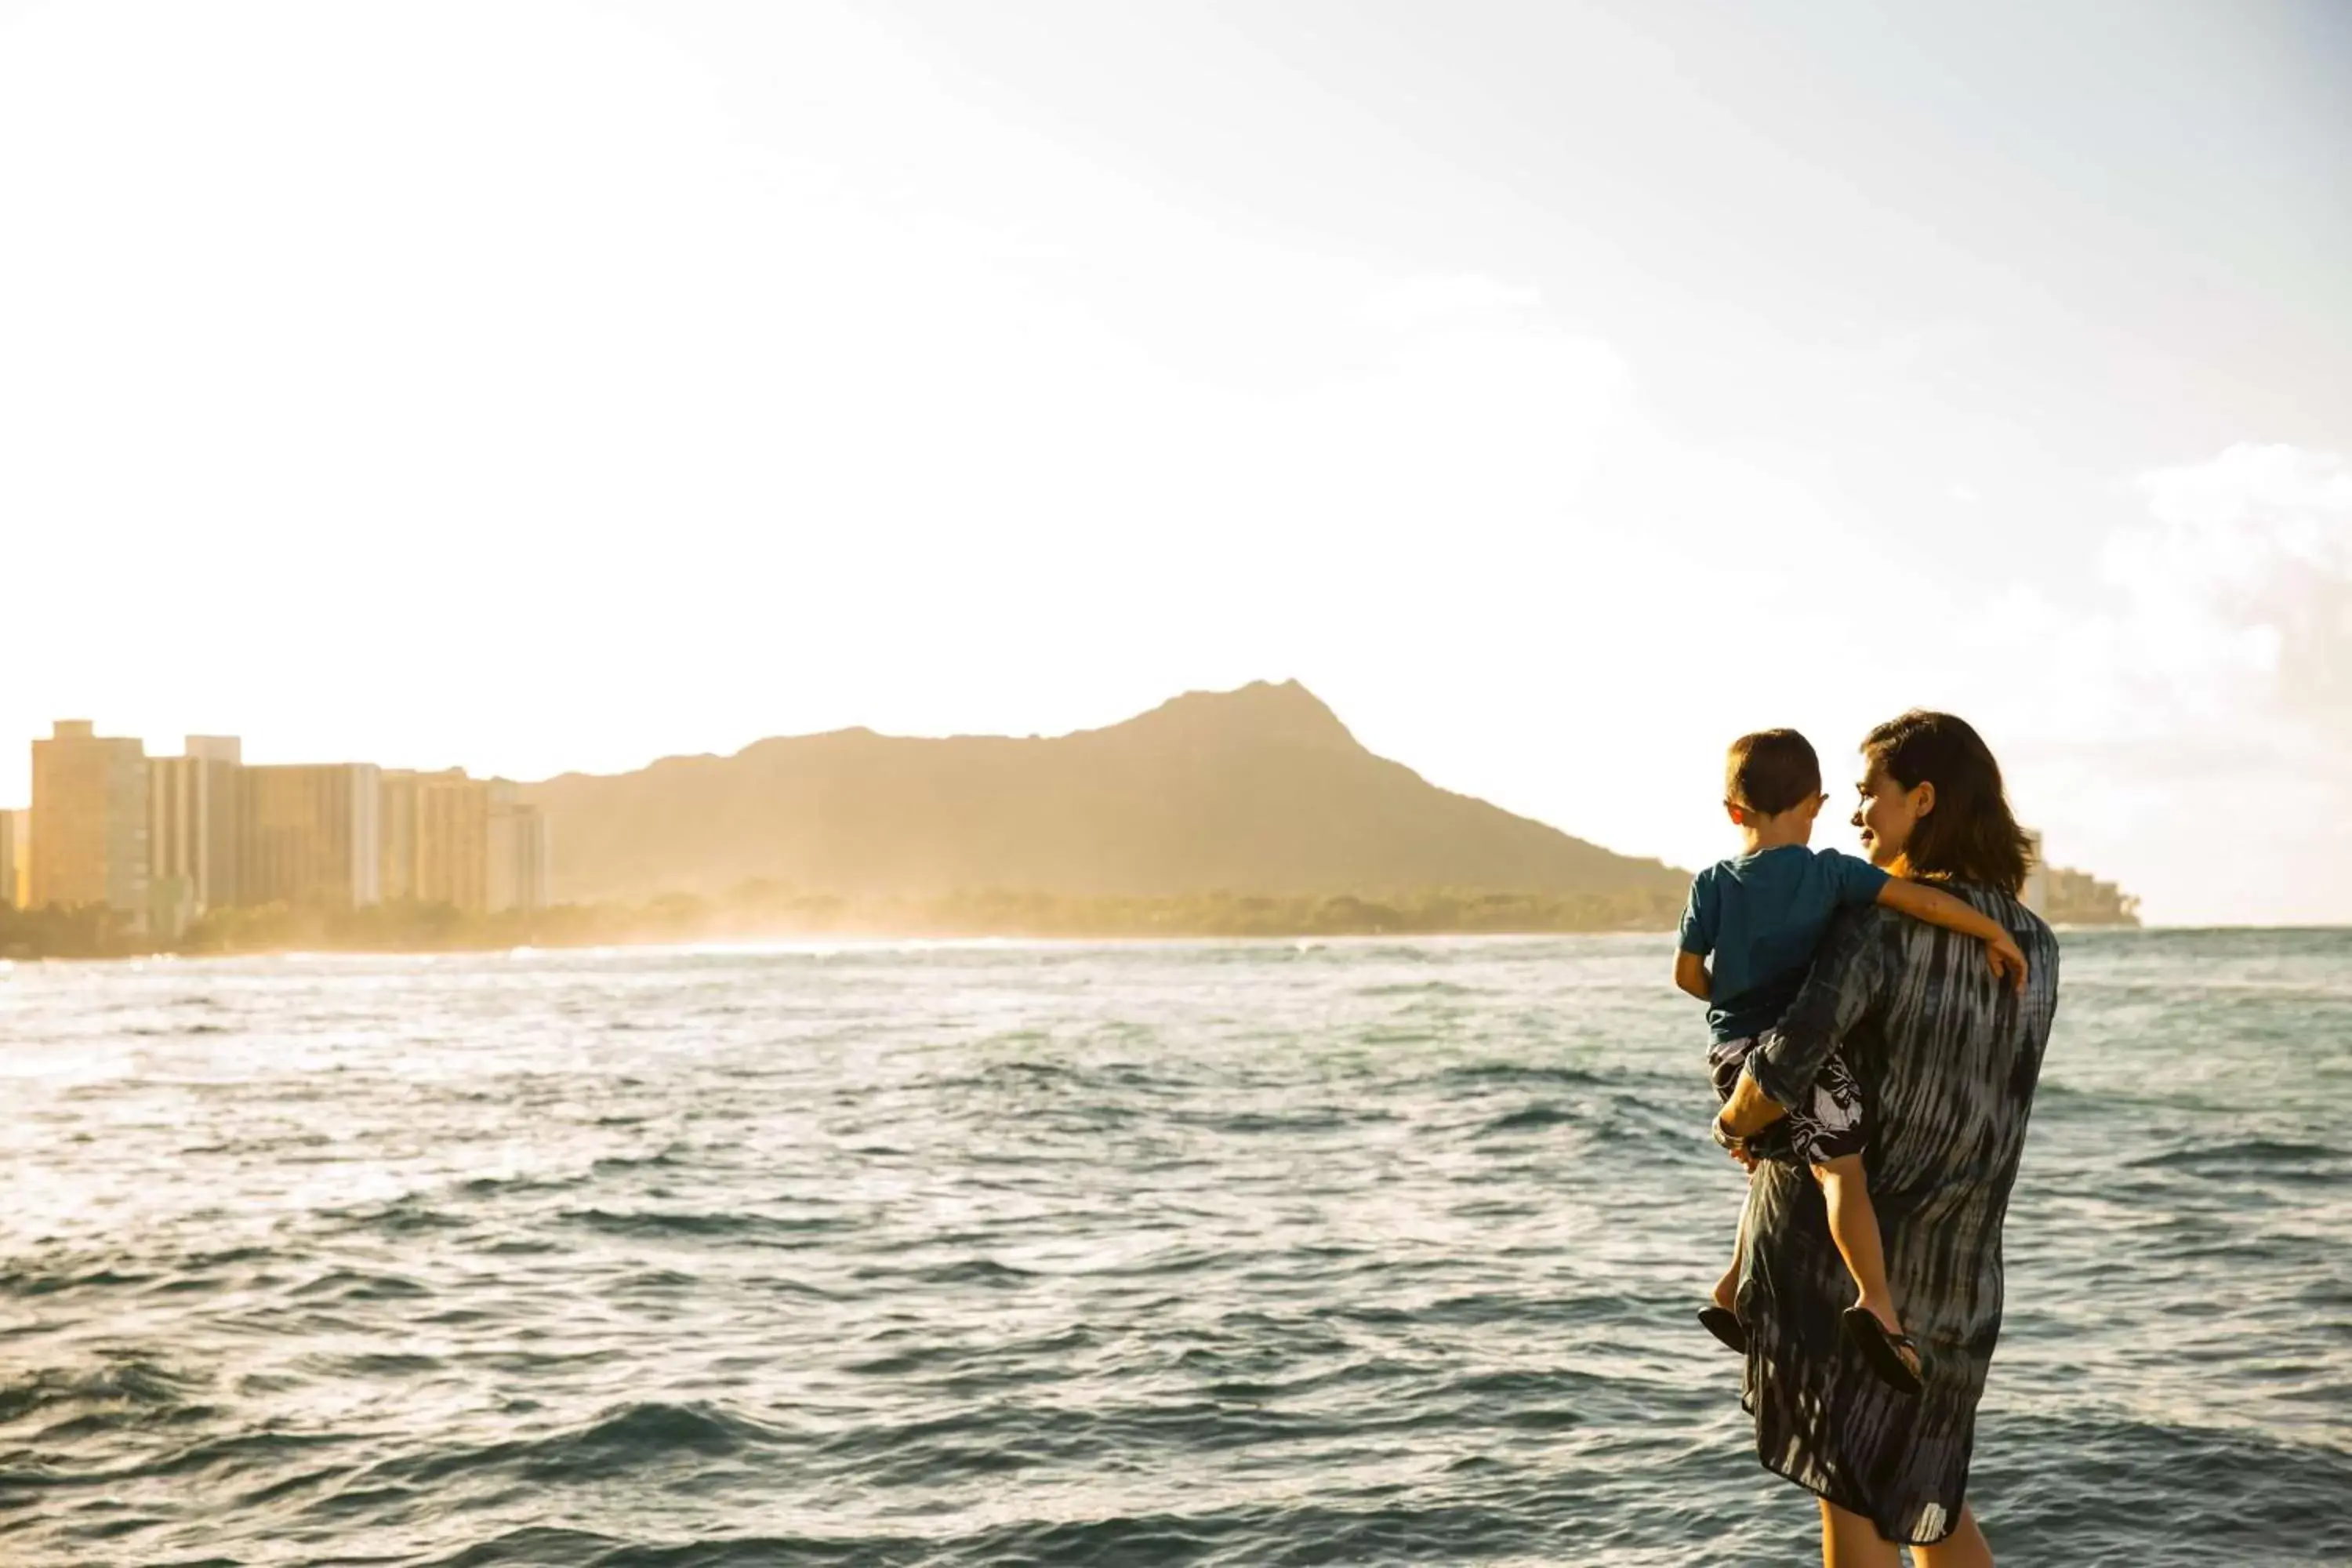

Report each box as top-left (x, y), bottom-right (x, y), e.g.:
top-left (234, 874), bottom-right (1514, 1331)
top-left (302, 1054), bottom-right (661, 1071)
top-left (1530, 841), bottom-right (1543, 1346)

top-left (1719, 909), bottom-right (1890, 1140)
top-left (1674, 950), bottom-right (1710, 1001)
top-left (1875, 878), bottom-right (2028, 992)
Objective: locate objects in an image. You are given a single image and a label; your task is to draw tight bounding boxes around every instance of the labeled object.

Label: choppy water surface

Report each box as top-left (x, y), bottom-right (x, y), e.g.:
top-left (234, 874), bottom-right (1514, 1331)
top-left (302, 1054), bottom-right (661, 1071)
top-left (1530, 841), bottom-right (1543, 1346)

top-left (0, 931), bottom-right (2347, 1566)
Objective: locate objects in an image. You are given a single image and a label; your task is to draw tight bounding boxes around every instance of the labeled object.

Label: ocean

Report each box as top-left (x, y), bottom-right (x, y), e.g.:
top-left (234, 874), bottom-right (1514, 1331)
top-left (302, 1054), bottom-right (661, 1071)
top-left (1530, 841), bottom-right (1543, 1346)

top-left (0, 931), bottom-right (2345, 1566)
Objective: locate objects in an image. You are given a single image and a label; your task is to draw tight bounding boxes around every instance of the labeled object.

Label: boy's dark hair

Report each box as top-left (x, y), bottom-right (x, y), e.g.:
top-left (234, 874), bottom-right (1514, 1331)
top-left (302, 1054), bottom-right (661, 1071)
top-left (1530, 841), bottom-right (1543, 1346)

top-left (1725, 729), bottom-right (1822, 817)
top-left (1862, 710), bottom-right (2034, 896)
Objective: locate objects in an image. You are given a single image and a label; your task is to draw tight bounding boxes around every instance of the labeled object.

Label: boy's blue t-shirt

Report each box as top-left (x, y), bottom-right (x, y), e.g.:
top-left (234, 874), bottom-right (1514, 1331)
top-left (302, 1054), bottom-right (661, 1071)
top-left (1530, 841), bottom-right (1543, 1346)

top-left (1679, 845), bottom-right (1890, 1043)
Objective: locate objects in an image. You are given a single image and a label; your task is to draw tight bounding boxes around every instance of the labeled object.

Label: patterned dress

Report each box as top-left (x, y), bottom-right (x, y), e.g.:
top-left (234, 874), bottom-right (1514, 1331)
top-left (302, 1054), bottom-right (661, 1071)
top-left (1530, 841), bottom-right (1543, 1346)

top-left (1734, 883), bottom-right (2061, 1544)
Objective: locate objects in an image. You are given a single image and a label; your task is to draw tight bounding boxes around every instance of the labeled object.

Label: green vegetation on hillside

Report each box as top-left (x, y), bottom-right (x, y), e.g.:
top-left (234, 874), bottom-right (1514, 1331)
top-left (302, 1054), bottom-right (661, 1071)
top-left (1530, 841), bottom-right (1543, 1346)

top-left (2, 882), bottom-right (1690, 960)
top-left (0, 903), bottom-right (140, 960)
top-left (2, 867), bottom-right (2152, 962)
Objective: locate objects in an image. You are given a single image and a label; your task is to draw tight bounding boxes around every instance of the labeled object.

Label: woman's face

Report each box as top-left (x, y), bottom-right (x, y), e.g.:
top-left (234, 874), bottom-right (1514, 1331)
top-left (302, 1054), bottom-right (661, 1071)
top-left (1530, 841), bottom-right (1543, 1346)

top-left (1853, 760), bottom-right (1933, 870)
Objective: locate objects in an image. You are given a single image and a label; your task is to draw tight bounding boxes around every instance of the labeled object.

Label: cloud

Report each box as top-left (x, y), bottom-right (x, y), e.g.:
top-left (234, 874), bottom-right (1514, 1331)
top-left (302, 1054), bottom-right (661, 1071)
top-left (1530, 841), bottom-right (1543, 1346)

top-left (1977, 444), bottom-right (2352, 923)
top-left (2125, 444), bottom-right (2352, 735)
top-left (1361, 274), bottom-right (1547, 330)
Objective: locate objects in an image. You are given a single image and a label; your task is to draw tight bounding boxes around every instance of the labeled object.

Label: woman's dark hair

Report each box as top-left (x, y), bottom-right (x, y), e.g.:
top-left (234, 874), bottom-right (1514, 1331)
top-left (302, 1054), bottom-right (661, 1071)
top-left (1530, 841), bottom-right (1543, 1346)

top-left (1862, 711), bottom-right (2034, 895)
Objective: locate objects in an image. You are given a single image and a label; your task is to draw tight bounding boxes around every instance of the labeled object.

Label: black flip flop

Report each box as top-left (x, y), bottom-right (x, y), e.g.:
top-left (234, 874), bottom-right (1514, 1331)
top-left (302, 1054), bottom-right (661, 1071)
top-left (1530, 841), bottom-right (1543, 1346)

top-left (1697, 1305), bottom-right (1747, 1354)
top-left (1842, 1307), bottom-right (1923, 1395)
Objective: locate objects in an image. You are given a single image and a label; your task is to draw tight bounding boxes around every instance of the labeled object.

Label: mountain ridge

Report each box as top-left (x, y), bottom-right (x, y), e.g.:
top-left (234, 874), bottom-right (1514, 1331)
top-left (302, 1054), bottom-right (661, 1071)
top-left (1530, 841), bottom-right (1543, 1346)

top-left (531, 679), bottom-right (1363, 786)
top-left (521, 681), bottom-right (1688, 906)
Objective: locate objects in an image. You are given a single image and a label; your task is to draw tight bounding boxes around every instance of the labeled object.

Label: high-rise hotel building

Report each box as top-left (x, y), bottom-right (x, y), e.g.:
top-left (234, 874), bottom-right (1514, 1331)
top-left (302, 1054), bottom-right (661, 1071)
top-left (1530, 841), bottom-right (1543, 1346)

top-left (405, 775), bottom-right (547, 913)
top-left (151, 736), bottom-right (245, 924)
top-left (383, 768), bottom-right (532, 907)
top-left (31, 720), bottom-right (151, 921)
top-left (0, 808), bottom-right (20, 909)
top-left (488, 780), bottom-right (549, 914)
top-left (415, 774), bottom-right (492, 909)
top-left (378, 769), bottom-right (430, 903)
top-left (240, 764), bottom-right (383, 909)
top-left (22, 726), bottom-right (546, 924)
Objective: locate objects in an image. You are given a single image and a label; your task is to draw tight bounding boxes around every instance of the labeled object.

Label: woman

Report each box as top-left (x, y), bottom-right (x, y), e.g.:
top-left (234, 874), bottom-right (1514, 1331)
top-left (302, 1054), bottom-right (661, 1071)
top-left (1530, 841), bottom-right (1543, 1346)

top-left (1715, 711), bottom-right (2062, 1566)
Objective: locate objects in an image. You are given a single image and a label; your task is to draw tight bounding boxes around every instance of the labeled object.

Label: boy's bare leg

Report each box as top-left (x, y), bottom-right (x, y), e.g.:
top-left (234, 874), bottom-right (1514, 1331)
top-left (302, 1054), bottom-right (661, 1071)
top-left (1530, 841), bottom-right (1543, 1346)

top-left (1712, 1177), bottom-right (1750, 1312)
top-left (1815, 1154), bottom-right (1904, 1342)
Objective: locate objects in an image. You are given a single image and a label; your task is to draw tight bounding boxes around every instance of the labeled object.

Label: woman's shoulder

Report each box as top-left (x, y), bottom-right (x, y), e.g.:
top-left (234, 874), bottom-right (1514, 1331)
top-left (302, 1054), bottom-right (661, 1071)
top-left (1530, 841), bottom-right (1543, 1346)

top-left (1949, 880), bottom-right (2056, 946)
top-left (1878, 881), bottom-right (2062, 1008)
top-left (1893, 876), bottom-right (2049, 930)
top-left (1826, 884), bottom-right (2045, 963)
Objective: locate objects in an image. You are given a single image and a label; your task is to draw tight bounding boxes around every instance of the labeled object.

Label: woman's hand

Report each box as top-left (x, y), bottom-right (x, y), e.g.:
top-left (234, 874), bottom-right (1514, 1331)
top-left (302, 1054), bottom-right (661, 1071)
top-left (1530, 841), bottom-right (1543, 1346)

top-left (1985, 931), bottom-right (2029, 993)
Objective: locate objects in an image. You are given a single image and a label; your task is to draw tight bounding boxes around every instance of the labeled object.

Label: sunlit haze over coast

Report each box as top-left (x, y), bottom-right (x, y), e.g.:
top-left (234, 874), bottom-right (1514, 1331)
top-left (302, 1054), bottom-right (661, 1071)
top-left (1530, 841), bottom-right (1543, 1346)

top-left (3, 1), bottom-right (2347, 924)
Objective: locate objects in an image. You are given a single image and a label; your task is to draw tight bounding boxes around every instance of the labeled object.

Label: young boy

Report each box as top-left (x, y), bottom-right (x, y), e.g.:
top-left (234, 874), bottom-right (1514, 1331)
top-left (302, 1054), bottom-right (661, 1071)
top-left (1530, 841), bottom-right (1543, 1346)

top-left (1678, 728), bottom-right (2026, 1394)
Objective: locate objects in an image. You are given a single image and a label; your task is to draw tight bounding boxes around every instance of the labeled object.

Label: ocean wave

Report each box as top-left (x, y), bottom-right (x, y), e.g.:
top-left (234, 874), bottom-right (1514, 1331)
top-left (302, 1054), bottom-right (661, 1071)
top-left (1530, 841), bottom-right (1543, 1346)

top-left (2128, 1138), bottom-right (2341, 1180)
top-left (445, 1498), bottom-right (1570, 1568)
top-left (0, 934), bottom-right (2343, 1565)
top-left (363, 1401), bottom-right (793, 1496)
top-left (289, 1267), bottom-right (434, 1301)
top-left (0, 1356), bottom-right (205, 1428)
top-left (0, 1262), bottom-right (158, 1298)
top-left (1431, 1062), bottom-right (1617, 1089)
top-left (561, 1208), bottom-right (855, 1243)
top-left (1475, 1102), bottom-right (1581, 1134)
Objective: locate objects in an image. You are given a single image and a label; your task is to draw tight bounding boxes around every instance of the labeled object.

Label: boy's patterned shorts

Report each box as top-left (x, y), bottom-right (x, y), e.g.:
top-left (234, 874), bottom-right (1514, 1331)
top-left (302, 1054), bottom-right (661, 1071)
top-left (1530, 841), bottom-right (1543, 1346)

top-left (1708, 1035), bottom-right (1867, 1167)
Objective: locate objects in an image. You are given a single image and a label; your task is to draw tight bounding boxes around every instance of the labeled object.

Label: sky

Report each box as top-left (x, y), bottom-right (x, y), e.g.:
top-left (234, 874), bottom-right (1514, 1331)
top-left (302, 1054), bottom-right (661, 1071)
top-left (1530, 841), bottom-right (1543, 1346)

top-left (2, 0), bottom-right (2347, 924)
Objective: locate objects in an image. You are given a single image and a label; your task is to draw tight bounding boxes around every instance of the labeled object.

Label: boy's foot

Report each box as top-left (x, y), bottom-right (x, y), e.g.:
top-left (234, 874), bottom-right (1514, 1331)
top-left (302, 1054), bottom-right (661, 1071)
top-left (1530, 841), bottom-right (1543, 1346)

top-left (1840, 1307), bottom-right (1923, 1394)
top-left (1697, 1305), bottom-right (1747, 1354)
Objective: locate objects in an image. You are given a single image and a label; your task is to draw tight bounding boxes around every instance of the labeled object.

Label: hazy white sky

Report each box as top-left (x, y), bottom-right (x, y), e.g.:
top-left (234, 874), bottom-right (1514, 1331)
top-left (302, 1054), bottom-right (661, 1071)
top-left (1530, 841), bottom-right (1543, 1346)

top-left (3, 0), bottom-right (2347, 923)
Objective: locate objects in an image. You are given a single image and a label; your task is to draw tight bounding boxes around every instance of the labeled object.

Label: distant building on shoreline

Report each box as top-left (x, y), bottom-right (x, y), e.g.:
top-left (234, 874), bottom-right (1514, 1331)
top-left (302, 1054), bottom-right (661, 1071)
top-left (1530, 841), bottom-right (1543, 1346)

top-left (31, 720), bottom-right (151, 927)
top-left (20, 724), bottom-right (560, 931)
top-left (2021, 828), bottom-right (2137, 926)
top-left (18, 718), bottom-right (557, 927)
top-left (2041, 867), bottom-right (2140, 927)
top-left (241, 764), bottom-right (383, 910)
top-left (416, 774), bottom-right (492, 910)
top-left (408, 773), bottom-right (548, 913)
top-left (0, 808), bottom-right (20, 909)
top-left (379, 769), bottom-right (434, 903)
top-left (151, 736), bottom-right (245, 935)
top-left (488, 780), bottom-right (549, 914)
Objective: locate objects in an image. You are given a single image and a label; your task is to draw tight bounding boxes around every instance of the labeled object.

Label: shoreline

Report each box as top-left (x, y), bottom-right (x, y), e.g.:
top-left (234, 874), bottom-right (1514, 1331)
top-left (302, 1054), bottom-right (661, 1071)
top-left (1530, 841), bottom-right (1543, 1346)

top-left (0, 920), bottom-right (1687, 964)
top-left (0, 884), bottom-right (2154, 964)
top-left (3, 919), bottom-right (2194, 967)
top-left (0, 887), bottom-right (1685, 961)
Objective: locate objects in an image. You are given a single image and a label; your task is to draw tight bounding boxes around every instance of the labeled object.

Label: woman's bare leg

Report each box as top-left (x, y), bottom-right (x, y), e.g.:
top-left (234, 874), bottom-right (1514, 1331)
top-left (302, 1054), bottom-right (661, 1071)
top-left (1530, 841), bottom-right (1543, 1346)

top-left (1819, 1498), bottom-right (1904, 1568)
top-left (1911, 1506), bottom-right (1994, 1568)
